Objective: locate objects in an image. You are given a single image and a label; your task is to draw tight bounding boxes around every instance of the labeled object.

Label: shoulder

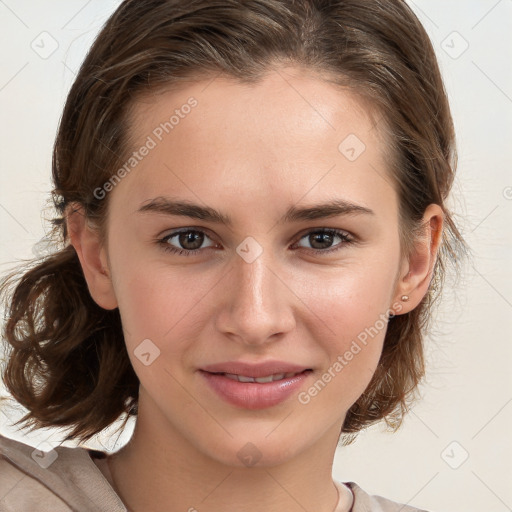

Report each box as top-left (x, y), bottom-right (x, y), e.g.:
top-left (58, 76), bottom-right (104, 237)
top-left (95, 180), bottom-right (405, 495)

top-left (343, 481), bottom-right (432, 512)
top-left (0, 432), bottom-right (126, 512)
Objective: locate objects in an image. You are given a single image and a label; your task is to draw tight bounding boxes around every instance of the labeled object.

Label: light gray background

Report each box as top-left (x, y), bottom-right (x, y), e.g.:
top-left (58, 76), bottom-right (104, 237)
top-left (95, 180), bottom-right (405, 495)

top-left (0, 1), bottom-right (511, 511)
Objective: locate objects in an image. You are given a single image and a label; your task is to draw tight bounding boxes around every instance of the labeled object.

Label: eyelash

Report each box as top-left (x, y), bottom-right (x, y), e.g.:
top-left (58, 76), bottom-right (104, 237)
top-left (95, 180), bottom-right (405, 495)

top-left (156, 228), bottom-right (356, 257)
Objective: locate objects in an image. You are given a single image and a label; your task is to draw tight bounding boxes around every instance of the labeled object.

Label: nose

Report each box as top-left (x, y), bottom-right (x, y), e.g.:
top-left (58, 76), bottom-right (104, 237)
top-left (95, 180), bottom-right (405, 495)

top-left (214, 245), bottom-right (296, 347)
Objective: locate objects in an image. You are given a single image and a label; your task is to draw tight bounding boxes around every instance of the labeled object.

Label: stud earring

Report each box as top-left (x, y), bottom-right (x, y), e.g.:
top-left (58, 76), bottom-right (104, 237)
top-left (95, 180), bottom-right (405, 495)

top-left (401, 295), bottom-right (409, 302)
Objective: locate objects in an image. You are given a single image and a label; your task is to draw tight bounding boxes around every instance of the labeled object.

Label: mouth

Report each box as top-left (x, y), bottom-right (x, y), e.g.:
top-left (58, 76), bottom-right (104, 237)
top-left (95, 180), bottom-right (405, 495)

top-left (198, 364), bottom-right (314, 409)
top-left (200, 360), bottom-right (312, 378)
top-left (208, 370), bottom-right (311, 383)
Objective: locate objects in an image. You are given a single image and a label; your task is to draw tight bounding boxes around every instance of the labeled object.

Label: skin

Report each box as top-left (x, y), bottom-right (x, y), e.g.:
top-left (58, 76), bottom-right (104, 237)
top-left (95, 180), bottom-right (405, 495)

top-left (67, 66), bottom-right (444, 512)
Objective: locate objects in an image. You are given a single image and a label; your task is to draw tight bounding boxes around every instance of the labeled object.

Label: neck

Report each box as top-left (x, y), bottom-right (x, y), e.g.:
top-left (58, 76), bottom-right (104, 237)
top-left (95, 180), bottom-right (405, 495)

top-left (106, 394), bottom-right (349, 512)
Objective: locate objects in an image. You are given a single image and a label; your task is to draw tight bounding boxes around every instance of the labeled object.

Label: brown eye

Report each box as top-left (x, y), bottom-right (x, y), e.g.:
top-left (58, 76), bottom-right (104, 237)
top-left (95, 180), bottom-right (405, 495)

top-left (308, 231), bottom-right (335, 250)
top-left (175, 231), bottom-right (204, 250)
top-left (159, 229), bottom-right (216, 256)
top-left (295, 229), bottom-right (354, 254)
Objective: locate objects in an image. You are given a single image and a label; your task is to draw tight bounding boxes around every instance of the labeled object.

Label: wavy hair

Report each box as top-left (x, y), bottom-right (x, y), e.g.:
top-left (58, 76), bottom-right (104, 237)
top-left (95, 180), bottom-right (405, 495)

top-left (0, 0), bottom-right (468, 446)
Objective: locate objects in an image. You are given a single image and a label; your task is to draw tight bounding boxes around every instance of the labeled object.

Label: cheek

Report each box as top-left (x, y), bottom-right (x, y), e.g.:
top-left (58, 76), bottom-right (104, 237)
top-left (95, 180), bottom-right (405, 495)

top-left (297, 289), bottom-right (389, 421)
top-left (293, 260), bottom-right (397, 404)
top-left (294, 255), bottom-right (397, 340)
top-left (111, 255), bottom-right (220, 355)
top-left (110, 266), bottom-right (207, 402)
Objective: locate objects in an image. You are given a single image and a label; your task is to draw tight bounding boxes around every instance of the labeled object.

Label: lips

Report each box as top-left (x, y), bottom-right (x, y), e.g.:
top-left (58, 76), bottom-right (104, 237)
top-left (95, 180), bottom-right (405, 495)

top-left (222, 371), bottom-right (302, 383)
top-left (199, 361), bottom-right (313, 409)
top-left (200, 361), bottom-right (310, 378)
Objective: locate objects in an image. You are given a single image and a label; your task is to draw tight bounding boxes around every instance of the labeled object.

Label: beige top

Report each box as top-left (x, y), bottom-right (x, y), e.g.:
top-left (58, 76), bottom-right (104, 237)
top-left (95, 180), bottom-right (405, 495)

top-left (0, 433), bottom-right (429, 511)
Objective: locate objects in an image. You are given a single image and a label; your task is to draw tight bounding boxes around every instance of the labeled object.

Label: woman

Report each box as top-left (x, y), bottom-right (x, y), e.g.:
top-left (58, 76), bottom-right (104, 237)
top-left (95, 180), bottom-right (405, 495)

top-left (0, 0), bottom-right (467, 510)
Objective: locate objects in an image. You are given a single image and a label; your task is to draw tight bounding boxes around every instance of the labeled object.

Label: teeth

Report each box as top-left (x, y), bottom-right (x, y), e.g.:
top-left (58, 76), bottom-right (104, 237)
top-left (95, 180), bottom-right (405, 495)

top-left (238, 375), bottom-right (256, 383)
top-left (224, 373), bottom-right (254, 382)
top-left (222, 372), bottom-right (300, 383)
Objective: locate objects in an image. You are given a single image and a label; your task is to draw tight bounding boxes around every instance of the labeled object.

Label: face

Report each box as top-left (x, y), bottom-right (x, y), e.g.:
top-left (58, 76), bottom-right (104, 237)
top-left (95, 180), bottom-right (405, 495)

top-left (99, 67), bottom-right (408, 467)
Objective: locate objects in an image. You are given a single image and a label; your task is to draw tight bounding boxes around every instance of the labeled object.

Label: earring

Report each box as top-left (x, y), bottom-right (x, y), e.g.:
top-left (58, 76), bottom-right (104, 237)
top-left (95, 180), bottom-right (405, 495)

top-left (401, 295), bottom-right (409, 302)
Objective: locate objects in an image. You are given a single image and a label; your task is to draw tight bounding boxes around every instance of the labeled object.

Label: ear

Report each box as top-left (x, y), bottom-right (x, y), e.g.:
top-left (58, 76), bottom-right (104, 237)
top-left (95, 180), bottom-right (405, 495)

top-left (66, 202), bottom-right (118, 310)
top-left (392, 203), bottom-right (445, 315)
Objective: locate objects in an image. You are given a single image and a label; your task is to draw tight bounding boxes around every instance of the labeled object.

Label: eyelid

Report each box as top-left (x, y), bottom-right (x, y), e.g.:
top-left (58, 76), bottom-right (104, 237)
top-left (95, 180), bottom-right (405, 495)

top-left (291, 228), bottom-right (355, 252)
top-left (157, 226), bottom-right (356, 256)
top-left (159, 226), bottom-right (354, 242)
top-left (293, 226), bottom-right (352, 241)
top-left (159, 226), bottom-right (218, 243)
top-left (159, 227), bottom-right (219, 248)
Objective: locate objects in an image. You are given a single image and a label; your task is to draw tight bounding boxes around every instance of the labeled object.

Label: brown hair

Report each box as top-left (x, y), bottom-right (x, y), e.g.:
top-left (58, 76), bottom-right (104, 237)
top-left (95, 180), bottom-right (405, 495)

top-left (0, 0), bottom-right (467, 446)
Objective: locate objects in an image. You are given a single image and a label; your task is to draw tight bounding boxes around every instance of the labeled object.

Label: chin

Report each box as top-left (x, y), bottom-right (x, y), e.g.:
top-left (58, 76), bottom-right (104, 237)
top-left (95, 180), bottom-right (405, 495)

top-left (200, 433), bottom-right (304, 469)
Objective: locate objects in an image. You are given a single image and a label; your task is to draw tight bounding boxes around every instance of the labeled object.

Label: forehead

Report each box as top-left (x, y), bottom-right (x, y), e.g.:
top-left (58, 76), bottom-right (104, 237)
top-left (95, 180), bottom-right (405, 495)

top-left (129, 66), bottom-right (384, 148)
top-left (112, 67), bottom-right (396, 219)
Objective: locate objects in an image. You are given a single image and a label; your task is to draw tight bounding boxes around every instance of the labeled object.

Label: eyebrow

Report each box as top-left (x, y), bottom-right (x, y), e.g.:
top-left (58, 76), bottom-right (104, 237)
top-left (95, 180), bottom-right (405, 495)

top-left (136, 196), bottom-right (375, 225)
